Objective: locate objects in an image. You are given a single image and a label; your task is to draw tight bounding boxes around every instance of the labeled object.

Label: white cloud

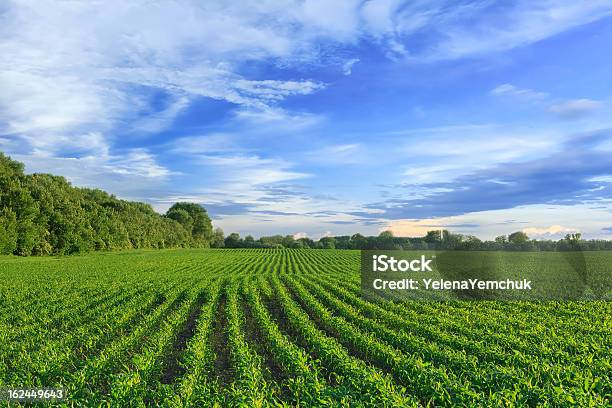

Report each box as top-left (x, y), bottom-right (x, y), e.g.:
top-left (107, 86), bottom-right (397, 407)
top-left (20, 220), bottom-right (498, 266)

top-left (391, 124), bottom-right (559, 184)
top-left (383, 219), bottom-right (447, 237)
top-left (95, 66), bottom-right (323, 111)
top-left (108, 149), bottom-right (175, 179)
top-left (413, 1), bottom-right (612, 61)
top-left (548, 99), bottom-right (602, 119)
top-left (305, 143), bottom-right (365, 164)
top-left (342, 58), bottom-right (360, 75)
top-left (0, 70), bottom-right (136, 151)
top-left (293, 232), bottom-right (309, 239)
top-left (222, 205), bottom-right (610, 239)
top-left (205, 201), bottom-right (612, 239)
top-left (233, 107), bottom-right (323, 129)
top-left (11, 150), bottom-right (172, 202)
top-left (385, 124), bottom-right (500, 136)
top-left (233, 79), bottom-right (325, 103)
top-left (0, 1), bottom-right (331, 161)
top-left (491, 84), bottom-right (604, 120)
top-left (170, 133), bottom-right (247, 155)
top-left (383, 204), bottom-right (612, 240)
top-left (315, 231), bottom-right (334, 240)
top-left (2, 0), bottom-right (611, 230)
top-left (47, 148), bottom-right (172, 180)
top-left (589, 175), bottom-right (612, 183)
top-left (129, 97), bottom-right (191, 134)
top-left (2, 0), bottom-right (609, 160)
top-left (491, 83), bottom-right (548, 101)
top-left (361, 0), bottom-right (403, 34)
top-left (294, 0), bottom-right (361, 40)
top-left (522, 224), bottom-right (577, 237)
top-left (186, 153), bottom-right (311, 200)
top-left (403, 164), bottom-right (472, 184)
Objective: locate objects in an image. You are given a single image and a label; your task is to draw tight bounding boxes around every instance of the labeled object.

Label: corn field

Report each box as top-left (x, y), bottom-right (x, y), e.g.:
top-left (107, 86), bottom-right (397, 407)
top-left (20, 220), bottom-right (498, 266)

top-left (0, 249), bottom-right (610, 407)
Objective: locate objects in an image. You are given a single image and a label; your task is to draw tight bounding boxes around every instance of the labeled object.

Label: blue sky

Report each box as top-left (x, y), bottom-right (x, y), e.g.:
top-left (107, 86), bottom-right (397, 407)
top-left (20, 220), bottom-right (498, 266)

top-left (1, 0), bottom-right (612, 239)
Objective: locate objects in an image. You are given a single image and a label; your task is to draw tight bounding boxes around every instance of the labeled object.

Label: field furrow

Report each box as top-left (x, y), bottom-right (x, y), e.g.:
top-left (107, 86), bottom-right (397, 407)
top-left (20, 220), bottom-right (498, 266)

top-left (1, 248), bottom-right (609, 406)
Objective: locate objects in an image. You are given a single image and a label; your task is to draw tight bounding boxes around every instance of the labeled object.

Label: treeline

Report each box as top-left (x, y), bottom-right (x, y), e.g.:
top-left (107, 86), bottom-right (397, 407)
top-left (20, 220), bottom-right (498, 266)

top-left (0, 153), bottom-right (213, 255)
top-left (3, 152), bottom-right (610, 255)
top-left (218, 230), bottom-right (612, 251)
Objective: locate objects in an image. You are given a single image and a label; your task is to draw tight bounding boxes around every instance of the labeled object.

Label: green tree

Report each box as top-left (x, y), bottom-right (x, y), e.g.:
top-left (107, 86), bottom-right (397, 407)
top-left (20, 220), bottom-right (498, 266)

top-left (508, 231), bottom-right (529, 244)
top-left (494, 235), bottom-right (507, 244)
top-left (211, 227), bottom-right (225, 248)
top-left (260, 235), bottom-right (284, 248)
top-left (377, 230), bottom-right (395, 249)
top-left (166, 208), bottom-right (193, 235)
top-left (424, 230), bottom-right (442, 243)
top-left (564, 233), bottom-right (582, 243)
top-left (282, 235), bottom-right (296, 248)
top-left (350, 233), bottom-right (366, 249)
top-left (460, 235), bottom-right (482, 250)
top-left (297, 237), bottom-right (315, 248)
top-left (0, 152), bottom-right (216, 255)
top-left (0, 207), bottom-right (17, 254)
top-left (224, 232), bottom-right (242, 248)
top-left (0, 152), bottom-right (24, 177)
top-left (166, 202), bottom-right (213, 246)
top-left (319, 236), bottom-right (336, 249)
top-left (244, 235), bottom-right (256, 248)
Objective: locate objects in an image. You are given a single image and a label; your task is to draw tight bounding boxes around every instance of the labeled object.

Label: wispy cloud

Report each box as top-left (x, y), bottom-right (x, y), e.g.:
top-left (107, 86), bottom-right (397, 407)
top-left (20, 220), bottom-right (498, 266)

top-left (491, 84), bottom-right (604, 120)
top-left (108, 149), bottom-right (175, 179)
top-left (404, 1), bottom-right (612, 61)
top-left (522, 224), bottom-right (576, 237)
top-left (305, 143), bottom-right (365, 165)
top-left (11, 150), bottom-right (173, 203)
top-left (170, 133), bottom-right (248, 155)
top-left (548, 99), bottom-right (603, 119)
top-left (158, 148), bottom-right (318, 219)
top-left (342, 58), bottom-right (360, 75)
top-left (3, 1), bottom-right (608, 156)
top-left (394, 124), bottom-right (559, 184)
top-left (0, 1), bottom-right (331, 160)
top-left (233, 107), bottom-right (323, 130)
top-left (1, 0), bottom-right (611, 239)
top-left (128, 97), bottom-right (191, 134)
top-left (490, 83), bottom-right (548, 101)
top-left (196, 154), bottom-right (311, 186)
top-left (382, 204), bottom-right (612, 240)
top-left (360, 130), bottom-right (612, 219)
top-left (383, 218), bottom-right (480, 237)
